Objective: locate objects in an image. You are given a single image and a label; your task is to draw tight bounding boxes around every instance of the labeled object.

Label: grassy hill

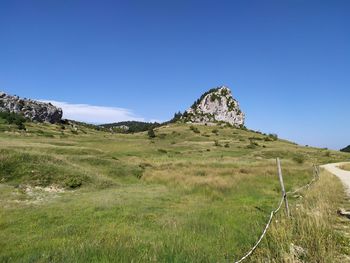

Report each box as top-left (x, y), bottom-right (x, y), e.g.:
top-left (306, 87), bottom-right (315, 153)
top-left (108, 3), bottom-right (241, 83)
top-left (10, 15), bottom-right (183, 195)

top-left (341, 145), bottom-right (350, 153)
top-left (0, 119), bottom-right (349, 262)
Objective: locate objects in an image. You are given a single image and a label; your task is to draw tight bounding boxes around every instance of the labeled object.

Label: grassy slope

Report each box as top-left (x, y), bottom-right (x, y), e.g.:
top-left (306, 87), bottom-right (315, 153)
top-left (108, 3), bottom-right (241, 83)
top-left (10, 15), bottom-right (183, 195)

top-left (253, 171), bottom-right (350, 262)
top-left (0, 120), bottom-right (349, 262)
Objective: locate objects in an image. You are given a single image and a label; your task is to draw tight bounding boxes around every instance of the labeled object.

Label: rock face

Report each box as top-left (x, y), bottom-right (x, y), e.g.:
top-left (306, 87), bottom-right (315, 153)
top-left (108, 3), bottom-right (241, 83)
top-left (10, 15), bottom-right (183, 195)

top-left (183, 86), bottom-right (245, 126)
top-left (0, 91), bottom-right (62, 123)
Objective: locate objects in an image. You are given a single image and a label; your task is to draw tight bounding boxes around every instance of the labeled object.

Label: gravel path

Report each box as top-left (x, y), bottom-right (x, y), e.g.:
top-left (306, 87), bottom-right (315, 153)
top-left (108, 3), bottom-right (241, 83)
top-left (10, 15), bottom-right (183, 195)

top-left (321, 162), bottom-right (350, 194)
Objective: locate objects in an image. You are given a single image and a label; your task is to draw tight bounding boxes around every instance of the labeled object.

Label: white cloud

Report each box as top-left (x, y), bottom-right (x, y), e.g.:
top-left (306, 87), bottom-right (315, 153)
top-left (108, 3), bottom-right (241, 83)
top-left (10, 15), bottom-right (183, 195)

top-left (40, 100), bottom-right (145, 124)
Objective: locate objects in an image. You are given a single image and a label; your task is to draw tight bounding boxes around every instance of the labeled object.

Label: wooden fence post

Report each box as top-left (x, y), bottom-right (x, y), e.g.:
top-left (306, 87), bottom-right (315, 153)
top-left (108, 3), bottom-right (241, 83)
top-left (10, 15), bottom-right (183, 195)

top-left (313, 164), bottom-right (318, 179)
top-left (276, 158), bottom-right (290, 218)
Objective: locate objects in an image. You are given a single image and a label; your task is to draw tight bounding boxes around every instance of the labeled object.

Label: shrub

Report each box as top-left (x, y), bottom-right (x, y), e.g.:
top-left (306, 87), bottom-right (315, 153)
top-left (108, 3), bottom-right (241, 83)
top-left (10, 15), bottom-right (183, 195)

top-left (195, 171), bottom-right (206, 177)
top-left (212, 129), bottom-right (219, 135)
top-left (214, 140), bottom-right (221, 147)
top-left (293, 154), bottom-right (305, 164)
top-left (65, 177), bottom-right (82, 188)
top-left (224, 143), bottom-right (230, 148)
top-left (246, 143), bottom-right (256, 149)
top-left (15, 119), bottom-right (26, 130)
top-left (247, 140), bottom-right (259, 149)
top-left (169, 111), bottom-right (182, 123)
top-left (148, 128), bottom-right (156, 138)
top-left (268, 133), bottom-right (278, 141)
top-left (0, 110), bottom-right (26, 130)
top-left (157, 149), bottom-right (167, 154)
top-left (158, 133), bottom-right (166, 139)
top-left (239, 125), bottom-right (247, 130)
top-left (190, 125), bottom-right (200, 133)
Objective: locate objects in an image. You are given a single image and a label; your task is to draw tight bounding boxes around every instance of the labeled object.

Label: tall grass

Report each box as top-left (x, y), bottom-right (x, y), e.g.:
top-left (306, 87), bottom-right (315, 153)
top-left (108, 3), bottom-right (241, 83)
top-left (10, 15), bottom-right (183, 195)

top-left (252, 172), bottom-right (349, 262)
top-left (340, 164), bottom-right (350, 171)
top-left (0, 122), bottom-right (349, 262)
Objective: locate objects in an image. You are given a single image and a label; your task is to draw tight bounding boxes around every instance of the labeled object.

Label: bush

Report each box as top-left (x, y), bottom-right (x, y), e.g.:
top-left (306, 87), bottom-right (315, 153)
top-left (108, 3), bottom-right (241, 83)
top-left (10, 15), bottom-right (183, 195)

top-left (157, 149), bottom-right (168, 154)
top-left (15, 119), bottom-right (26, 130)
top-left (195, 171), bottom-right (206, 177)
top-left (246, 143), bottom-right (256, 149)
top-left (293, 154), bottom-right (305, 164)
top-left (65, 177), bottom-right (82, 188)
top-left (190, 125), bottom-right (200, 133)
top-left (169, 111), bottom-right (182, 123)
top-left (268, 133), bottom-right (278, 141)
top-left (214, 140), bottom-right (221, 147)
top-left (148, 128), bottom-right (156, 138)
top-left (0, 111), bottom-right (26, 130)
top-left (247, 140), bottom-right (259, 149)
top-left (158, 133), bottom-right (166, 139)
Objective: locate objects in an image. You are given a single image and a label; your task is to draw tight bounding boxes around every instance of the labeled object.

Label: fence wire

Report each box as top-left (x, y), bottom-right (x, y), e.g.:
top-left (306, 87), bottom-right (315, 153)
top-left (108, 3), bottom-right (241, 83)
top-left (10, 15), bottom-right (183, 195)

top-left (233, 164), bottom-right (320, 263)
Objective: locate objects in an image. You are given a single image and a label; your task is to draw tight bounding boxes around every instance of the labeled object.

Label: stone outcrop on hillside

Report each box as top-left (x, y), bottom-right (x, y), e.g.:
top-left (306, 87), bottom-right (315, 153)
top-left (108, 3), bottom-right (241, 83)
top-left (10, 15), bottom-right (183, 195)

top-left (0, 91), bottom-right (62, 123)
top-left (183, 86), bottom-right (245, 126)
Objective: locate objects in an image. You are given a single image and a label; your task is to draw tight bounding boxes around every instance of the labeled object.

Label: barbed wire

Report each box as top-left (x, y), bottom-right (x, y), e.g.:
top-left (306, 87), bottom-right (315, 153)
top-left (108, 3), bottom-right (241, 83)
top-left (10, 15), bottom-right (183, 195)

top-left (288, 165), bottom-right (319, 195)
top-left (233, 164), bottom-right (320, 263)
top-left (234, 195), bottom-right (284, 263)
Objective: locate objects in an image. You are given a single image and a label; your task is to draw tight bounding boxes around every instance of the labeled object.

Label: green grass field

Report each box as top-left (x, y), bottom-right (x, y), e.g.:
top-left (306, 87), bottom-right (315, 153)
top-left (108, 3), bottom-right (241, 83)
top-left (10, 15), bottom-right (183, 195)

top-left (0, 120), bottom-right (349, 262)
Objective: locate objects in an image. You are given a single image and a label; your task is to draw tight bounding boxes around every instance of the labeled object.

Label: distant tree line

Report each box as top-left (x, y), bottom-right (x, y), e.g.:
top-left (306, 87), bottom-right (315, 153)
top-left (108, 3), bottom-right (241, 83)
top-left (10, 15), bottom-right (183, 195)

top-left (101, 111), bottom-right (185, 134)
top-left (100, 121), bottom-right (161, 133)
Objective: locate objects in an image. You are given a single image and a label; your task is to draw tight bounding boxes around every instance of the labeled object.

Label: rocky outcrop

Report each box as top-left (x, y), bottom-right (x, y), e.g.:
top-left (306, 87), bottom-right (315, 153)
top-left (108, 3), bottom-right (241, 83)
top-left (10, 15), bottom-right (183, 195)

top-left (0, 91), bottom-right (62, 123)
top-left (183, 86), bottom-right (245, 126)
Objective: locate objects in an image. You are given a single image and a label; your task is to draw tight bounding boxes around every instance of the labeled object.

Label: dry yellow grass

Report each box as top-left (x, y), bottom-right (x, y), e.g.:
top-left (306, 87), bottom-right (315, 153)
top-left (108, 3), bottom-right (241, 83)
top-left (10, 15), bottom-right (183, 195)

top-left (340, 164), bottom-right (350, 171)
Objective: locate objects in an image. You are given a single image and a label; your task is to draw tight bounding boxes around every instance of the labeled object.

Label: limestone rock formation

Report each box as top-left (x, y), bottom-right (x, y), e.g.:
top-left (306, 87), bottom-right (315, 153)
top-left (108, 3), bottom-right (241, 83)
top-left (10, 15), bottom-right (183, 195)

top-left (183, 86), bottom-right (245, 126)
top-left (0, 91), bottom-right (62, 123)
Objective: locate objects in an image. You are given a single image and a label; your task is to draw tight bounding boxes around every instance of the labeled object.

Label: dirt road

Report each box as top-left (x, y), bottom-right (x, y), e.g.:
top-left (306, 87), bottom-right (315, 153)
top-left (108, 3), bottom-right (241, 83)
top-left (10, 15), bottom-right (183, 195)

top-left (321, 162), bottom-right (350, 194)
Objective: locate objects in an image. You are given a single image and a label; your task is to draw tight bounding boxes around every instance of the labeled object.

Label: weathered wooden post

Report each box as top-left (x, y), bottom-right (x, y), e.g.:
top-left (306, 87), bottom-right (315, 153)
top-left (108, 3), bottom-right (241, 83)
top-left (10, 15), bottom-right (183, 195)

top-left (276, 158), bottom-right (290, 218)
top-left (313, 164), bottom-right (318, 179)
top-left (316, 165), bottom-right (320, 178)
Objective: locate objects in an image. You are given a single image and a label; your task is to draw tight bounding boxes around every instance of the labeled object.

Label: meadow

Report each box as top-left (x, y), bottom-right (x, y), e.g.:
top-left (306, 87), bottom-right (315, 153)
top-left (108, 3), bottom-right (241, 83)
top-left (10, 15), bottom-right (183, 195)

top-left (0, 120), bottom-right (349, 262)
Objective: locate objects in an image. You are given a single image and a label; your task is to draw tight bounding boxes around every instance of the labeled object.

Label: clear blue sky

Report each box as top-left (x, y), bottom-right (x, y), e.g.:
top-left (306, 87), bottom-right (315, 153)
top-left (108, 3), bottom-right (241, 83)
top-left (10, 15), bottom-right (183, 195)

top-left (0, 0), bottom-right (349, 150)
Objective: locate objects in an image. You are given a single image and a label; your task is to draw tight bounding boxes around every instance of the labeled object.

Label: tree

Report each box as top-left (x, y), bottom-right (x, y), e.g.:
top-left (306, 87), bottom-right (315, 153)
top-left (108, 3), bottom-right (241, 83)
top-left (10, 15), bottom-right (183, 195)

top-left (148, 128), bottom-right (156, 138)
top-left (169, 111), bottom-right (182, 123)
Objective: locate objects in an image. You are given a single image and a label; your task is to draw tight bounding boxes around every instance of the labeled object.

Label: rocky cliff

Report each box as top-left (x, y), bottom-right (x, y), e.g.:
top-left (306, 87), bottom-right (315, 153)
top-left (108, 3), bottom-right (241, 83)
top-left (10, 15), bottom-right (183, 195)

top-left (0, 91), bottom-right (62, 123)
top-left (183, 86), bottom-right (245, 126)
